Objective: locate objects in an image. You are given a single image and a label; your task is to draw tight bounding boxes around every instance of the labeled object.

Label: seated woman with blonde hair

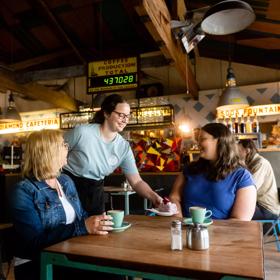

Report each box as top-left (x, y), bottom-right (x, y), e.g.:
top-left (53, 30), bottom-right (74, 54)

top-left (170, 123), bottom-right (256, 221)
top-left (10, 130), bottom-right (115, 280)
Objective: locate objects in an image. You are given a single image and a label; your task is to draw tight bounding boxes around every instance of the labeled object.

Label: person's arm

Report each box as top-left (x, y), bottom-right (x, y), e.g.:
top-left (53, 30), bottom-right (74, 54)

top-left (125, 173), bottom-right (162, 207)
top-left (230, 186), bottom-right (257, 221)
top-left (169, 173), bottom-right (185, 218)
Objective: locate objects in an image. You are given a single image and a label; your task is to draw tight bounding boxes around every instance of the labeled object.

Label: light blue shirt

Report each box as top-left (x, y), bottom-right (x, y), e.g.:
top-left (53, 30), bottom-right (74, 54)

top-left (64, 124), bottom-right (138, 180)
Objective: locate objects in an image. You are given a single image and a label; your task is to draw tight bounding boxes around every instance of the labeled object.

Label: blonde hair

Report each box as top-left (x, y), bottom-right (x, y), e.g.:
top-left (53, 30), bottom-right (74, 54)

top-left (23, 130), bottom-right (66, 180)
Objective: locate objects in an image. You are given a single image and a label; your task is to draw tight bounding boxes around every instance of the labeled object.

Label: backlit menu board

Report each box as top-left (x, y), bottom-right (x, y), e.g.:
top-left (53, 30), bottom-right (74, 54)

top-left (127, 105), bottom-right (174, 128)
top-left (87, 56), bottom-right (138, 93)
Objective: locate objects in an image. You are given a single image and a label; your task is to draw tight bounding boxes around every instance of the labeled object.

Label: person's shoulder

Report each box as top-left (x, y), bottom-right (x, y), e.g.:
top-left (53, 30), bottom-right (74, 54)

top-left (74, 123), bottom-right (98, 132)
top-left (59, 173), bottom-right (74, 185)
top-left (232, 167), bottom-right (251, 176)
top-left (115, 133), bottom-right (130, 145)
top-left (14, 178), bottom-right (36, 193)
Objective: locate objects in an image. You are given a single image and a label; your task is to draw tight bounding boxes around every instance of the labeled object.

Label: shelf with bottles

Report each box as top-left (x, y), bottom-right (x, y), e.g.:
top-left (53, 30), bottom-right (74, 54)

top-left (219, 113), bottom-right (260, 135)
top-left (234, 132), bottom-right (262, 148)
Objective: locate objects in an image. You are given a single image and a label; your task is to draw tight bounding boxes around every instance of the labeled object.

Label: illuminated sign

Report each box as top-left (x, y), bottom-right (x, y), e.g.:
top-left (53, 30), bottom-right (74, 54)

top-left (217, 104), bottom-right (280, 119)
top-left (127, 105), bottom-right (174, 128)
top-left (0, 118), bottom-right (59, 134)
top-left (60, 111), bottom-right (95, 129)
top-left (87, 56), bottom-right (138, 93)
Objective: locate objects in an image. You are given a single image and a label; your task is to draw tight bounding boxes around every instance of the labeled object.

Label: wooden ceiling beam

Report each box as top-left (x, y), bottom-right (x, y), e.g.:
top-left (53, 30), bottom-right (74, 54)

top-left (9, 49), bottom-right (74, 71)
top-left (0, 72), bottom-right (78, 111)
top-left (31, 0), bottom-right (86, 65)
top-left (134, 0), bottom-right (199, 99)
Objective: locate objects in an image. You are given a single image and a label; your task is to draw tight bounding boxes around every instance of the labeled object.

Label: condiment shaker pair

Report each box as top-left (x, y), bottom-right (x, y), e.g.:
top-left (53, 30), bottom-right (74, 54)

top-left (171, 220), bottom-right (209, 251)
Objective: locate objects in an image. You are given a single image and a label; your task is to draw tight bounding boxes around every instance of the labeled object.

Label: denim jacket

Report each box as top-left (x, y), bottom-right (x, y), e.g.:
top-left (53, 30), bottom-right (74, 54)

top-left (10, 174), bottom-right (88, 259)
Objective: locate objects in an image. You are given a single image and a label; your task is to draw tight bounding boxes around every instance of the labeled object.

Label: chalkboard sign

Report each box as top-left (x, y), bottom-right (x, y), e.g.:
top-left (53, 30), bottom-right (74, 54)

top-left (87, 56), bottom-right (138, 93)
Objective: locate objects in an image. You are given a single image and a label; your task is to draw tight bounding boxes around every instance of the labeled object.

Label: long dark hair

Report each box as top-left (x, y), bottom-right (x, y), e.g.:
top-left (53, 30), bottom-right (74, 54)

top-left (188, 123), bottom-right (242, 180)
top-left (93, 94), bottom-right (127, 124)
top-left (238, 139), bottom-right (259, 172)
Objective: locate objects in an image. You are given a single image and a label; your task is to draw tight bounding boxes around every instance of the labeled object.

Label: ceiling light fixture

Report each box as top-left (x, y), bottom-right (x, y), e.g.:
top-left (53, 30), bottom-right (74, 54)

top-left (0, 92), bottom-right (22, 123)
top-left (217, 64), bottom-right (249, 111)
top-left (171, 0), bottom-right (255, 53)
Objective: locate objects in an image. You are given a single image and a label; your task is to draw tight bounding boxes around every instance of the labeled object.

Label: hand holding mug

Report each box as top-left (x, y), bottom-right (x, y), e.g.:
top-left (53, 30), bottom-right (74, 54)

top-left (85, 213), bottom-right (113, 235)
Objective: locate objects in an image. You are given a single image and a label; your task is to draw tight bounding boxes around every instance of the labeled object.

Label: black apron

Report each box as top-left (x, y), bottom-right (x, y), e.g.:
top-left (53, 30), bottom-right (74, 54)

top-left (63, 170), bottom-right (104, 215)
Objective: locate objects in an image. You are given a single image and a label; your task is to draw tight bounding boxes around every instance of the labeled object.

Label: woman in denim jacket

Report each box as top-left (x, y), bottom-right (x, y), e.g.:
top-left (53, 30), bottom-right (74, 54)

top-left (10, 130), bottom-right (114, 280)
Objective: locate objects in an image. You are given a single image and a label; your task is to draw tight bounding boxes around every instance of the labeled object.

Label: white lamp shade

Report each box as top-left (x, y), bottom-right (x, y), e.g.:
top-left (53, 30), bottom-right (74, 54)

top-left (201, 0), bottom-right (255, 35)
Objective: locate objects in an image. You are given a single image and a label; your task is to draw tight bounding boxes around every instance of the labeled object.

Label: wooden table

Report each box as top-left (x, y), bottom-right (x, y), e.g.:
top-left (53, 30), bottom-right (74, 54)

top-left (41, 215), bottom-right (264, 280)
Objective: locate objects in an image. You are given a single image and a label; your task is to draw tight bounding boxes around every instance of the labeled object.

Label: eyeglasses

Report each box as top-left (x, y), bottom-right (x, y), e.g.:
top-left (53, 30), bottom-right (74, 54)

top-left (62, 142), bottom-right (69, 150)
top-left (113, 111), bottom-right (131, 120)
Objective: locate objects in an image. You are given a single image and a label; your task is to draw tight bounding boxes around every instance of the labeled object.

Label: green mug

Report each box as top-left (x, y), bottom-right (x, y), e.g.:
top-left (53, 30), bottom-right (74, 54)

top-left (189, 206), bottom-right (212, 224)
top-left (107, 210), bottom-right (124, 228)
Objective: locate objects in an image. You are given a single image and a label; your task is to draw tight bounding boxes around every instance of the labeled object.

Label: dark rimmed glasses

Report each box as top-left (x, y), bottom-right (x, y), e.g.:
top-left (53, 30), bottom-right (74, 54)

top-left (113, 111), bottom-right (131, 121)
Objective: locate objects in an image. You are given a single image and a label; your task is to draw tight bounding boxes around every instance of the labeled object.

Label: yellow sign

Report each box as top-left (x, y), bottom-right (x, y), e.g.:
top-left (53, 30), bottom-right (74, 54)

top-left (88, 56), bottom-right (138, 93)
top-left (0, 118), bottom-right (60, 134)
top-left (217, 104), bottom-right (280, 119)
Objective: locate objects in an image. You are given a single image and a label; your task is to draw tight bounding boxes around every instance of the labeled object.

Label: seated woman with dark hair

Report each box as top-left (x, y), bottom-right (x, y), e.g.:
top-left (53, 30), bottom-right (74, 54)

top-left (170, 123), bottom-right (256, 220)
top-left (238, 139), bottom-right (280, 221)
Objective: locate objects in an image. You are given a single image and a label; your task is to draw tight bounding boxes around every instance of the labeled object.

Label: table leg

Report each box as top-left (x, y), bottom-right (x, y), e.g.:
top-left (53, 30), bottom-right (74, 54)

top-left (144, 198), bottom-right (148, 210)
top-left (124, 193), bottom-right (129, 215)
top-left (40, 252), bottom-right (54, 280)
top-left (110, 194), bottom-right (114, 210)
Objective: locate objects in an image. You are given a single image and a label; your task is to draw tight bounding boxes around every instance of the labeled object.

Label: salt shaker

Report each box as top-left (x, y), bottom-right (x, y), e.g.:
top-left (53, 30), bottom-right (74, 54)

top-left (171, 220), bottom-right (183, 251)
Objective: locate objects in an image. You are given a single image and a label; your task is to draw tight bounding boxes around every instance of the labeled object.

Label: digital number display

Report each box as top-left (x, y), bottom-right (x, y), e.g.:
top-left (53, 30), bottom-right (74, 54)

top-left (88, 73), bottom-right (137, 93)
top-left (104, 74), bottom-right (135, 85)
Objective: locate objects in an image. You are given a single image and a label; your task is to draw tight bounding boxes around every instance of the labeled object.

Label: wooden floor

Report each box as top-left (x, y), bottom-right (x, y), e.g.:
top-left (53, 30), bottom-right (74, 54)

top-left (2, 240), bottom-right (280, 280)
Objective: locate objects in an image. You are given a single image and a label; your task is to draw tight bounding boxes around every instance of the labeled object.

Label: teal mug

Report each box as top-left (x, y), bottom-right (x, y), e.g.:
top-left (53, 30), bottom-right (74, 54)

top-left (107, 210), bottom-right (124, 228)
top-left (189, 206), bottom-right (212, 224)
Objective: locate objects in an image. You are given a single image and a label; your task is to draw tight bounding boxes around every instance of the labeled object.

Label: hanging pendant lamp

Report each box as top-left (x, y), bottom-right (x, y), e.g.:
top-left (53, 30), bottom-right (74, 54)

top-left (217, 66), bottom-right (249, 110)
top-left (0, 93), bottom-right (22, 123)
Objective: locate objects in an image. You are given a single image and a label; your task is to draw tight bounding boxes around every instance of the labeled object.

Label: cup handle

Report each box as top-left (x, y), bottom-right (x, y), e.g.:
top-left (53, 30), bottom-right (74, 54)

top-left (205, 210), bottom-right (212, 219)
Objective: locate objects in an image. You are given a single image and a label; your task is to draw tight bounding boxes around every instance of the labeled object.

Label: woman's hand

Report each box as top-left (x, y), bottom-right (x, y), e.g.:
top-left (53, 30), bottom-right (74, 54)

top-left (85, 213), bottom-right (113, 235)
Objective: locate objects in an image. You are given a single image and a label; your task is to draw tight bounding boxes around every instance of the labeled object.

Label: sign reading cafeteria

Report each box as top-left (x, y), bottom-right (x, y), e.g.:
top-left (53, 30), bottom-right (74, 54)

top-left (87, 56), bottom-right (138, 93)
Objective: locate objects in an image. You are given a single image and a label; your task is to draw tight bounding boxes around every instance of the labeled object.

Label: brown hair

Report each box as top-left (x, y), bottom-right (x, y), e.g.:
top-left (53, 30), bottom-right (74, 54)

top-left (94, 94), bottom-right (128, 124)
top-left (189, 123), bottom-right (242, 180)
top-left (238, 139), bottom-right (258, 170)
top-left (22, 130), bottom-right (66, 180)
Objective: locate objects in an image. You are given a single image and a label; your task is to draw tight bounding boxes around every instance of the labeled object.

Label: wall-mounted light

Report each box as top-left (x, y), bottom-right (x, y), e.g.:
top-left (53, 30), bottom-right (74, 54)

top-left (171, 0), bottom-right (255, 53)
top-left (0, 92), bottom-right (22, 123)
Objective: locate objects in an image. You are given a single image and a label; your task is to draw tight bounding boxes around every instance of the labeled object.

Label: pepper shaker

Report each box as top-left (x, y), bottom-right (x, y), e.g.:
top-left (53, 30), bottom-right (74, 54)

top-left (171, 220), bottom-right (183, 251)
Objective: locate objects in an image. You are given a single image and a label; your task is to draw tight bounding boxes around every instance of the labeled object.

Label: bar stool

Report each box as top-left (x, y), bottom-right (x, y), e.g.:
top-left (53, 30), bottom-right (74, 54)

top-left (256, 217), bottom-right (280, 252)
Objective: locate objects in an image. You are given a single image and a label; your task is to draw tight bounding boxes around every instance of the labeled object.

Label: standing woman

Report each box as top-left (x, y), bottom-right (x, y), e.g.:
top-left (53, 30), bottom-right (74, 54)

top-left (63, 94), bottom-right (162, 215)
top-left (10, 130), bottom-right (113, 280)
top-left (169, 123), bottom-right (256, 220)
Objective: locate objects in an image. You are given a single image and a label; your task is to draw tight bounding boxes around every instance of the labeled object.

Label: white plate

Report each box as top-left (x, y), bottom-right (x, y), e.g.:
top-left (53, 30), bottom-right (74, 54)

top-left (147, 208), bottom-right (175, 217)
top-left (111, 221), bottom-right (131, 232)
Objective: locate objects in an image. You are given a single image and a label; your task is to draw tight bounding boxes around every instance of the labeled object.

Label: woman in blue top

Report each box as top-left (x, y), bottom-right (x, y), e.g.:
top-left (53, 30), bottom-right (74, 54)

top-left (10, 130), bottom-right (114, 280)
top-left (170, 123), bottom-right (256, 220)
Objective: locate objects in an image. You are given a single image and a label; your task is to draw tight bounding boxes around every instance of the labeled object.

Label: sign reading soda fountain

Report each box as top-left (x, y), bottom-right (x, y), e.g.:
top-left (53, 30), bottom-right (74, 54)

top-left (217, 104), bottom-right (280, 119)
